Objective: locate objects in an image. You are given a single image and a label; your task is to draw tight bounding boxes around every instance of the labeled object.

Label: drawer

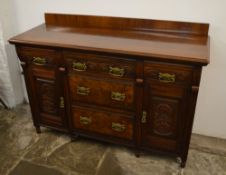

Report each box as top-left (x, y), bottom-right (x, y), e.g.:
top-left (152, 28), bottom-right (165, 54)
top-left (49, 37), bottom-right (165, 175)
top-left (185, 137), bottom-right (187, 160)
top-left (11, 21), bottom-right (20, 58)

top-left (144, 62), bottom-right (193, 85)
top-left (69, 75), bottom-right (135, 111)
top-left (17, 46), bottom-right (60, 66)
top-left (64, 52), bottom-right (136, 80)
top-left (72, 105), bottom-right (134, 140)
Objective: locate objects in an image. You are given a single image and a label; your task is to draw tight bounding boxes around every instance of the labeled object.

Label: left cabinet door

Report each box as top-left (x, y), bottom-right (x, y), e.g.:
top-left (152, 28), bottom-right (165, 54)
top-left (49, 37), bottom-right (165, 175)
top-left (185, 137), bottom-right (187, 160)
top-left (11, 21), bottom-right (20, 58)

top-left (18, 47), bottom-right (67, 131)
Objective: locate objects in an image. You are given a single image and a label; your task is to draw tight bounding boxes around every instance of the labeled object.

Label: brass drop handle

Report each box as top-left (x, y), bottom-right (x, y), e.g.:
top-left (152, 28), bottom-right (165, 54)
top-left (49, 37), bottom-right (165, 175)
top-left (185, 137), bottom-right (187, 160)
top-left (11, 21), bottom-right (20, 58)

top-left (192, 86), bottom-right (199, 92)
top-left (33, 57), bottom-right (47, 65)
top-left (112, 122), bottom-right (126, 132)
top-left (158, 72), bottom-right (175, 83)
top-left (77, 86), bottom-right (90, 96)
top-left (109, 67), bottom-right (125, 77)
top-left (111, 91), bottom-right (126, 102)
top-left (59, 97), bottom-right (64, 108)
top-left (141, 111), bottom-right (147, 123)
top-left (20, 62), bottom-right (26, 74)
top-left (80, 116), bottom-right (92, 125)
top-left (20, 61), bottom-right (26, 66)
top-left (59, 67), bottom-right (66, 72)
top-left (136, 78), bottom-right (144, 84)
top-left (72, 62), bottom-right (87, 71)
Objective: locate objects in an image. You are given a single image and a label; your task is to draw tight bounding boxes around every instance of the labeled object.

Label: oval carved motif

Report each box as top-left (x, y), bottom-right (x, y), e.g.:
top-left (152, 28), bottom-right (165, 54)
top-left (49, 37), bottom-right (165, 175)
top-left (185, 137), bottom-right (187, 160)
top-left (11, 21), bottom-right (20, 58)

top-left (153, 103), bottom-right (173, 136)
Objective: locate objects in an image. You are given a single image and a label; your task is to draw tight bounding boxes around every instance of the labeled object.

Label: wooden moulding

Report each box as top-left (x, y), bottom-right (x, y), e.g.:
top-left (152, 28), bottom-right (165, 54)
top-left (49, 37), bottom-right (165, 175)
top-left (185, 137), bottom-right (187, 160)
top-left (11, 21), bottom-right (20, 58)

top-left (9, 13), bottom-right (210, 65)
top-left (45, 13), bottom-right (209, 36)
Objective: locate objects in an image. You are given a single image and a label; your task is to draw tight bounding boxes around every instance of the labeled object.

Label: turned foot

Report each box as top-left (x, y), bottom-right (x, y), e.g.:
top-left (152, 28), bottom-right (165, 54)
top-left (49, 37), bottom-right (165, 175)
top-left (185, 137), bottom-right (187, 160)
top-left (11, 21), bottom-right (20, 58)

top-left (135, 150), bottom-right (141, 158)
top-left (180, 161), bottom-right (186, 168)
top-left (35, 126), bottom-right (41, 134)
top-left (135, 153), bottom-right (140, 158)
top-left (177, 157), bottom-right (186, 168)
top-left (71, 134), bottom-right (79, 142)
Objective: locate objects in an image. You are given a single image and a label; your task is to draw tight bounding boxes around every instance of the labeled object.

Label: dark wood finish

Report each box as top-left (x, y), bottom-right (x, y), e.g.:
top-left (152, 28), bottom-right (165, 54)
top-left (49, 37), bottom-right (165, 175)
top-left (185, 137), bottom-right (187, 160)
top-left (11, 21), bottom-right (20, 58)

top-left (45, 13), bottom-right (209, 36)
top-left (141, 79), bottom-right (189, 152)
top-left (9, 13), bottom-right (210, 168)
top-left (69, 75), bottom-right (135, 111)
top-left (17, 46), bottom-right (60, 65)
top-left (27, 66), bottom-right (66, 128)
top-left (9, 14), bottom-right (209, 65)
top-left (144, 62), bottom-right (193, 85)
top-left (65, 51), bottom-right (136, 80)
top-left (180, 66), bottom-right (202, 167)
top-left (72, 105), bottom-right (134, 140)
top-left (17, 46), bottom-right (68, 130)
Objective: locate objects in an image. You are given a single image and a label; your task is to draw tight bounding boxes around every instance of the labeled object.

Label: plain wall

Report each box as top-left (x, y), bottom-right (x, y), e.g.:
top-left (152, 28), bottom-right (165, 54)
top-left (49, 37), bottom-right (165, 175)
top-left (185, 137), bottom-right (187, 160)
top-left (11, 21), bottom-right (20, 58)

top-left (9, 0), bottom-right (226, 138)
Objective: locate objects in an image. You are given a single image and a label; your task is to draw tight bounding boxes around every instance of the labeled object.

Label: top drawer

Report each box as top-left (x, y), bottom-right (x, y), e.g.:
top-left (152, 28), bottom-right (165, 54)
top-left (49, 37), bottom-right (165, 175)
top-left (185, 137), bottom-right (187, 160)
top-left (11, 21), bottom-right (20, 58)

top-left (144, 61), bottom-right (193, 85)
top-left (64, 51), bottom-right (136, 80)
top-left (17, 46), bottom-right (60, 66)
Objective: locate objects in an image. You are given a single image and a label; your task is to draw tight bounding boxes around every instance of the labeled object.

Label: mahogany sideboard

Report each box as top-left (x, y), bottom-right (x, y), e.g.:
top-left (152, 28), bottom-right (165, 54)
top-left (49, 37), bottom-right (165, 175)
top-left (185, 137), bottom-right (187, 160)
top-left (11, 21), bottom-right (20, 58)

top-left (9, 13), bottom-right (210, 167)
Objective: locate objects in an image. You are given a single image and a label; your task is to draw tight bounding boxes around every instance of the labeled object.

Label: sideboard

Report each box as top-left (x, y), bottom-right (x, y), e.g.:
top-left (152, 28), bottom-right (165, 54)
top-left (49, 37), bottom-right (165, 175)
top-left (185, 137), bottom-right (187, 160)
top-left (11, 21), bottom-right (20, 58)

top-left (9, 13), bottom-right (210, 167)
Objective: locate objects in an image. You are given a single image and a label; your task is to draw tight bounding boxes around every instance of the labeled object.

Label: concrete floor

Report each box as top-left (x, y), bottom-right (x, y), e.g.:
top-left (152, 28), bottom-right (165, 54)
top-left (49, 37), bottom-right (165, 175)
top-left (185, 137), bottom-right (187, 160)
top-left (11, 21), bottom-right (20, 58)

top-left (0, 104), bottom-right (226, 175)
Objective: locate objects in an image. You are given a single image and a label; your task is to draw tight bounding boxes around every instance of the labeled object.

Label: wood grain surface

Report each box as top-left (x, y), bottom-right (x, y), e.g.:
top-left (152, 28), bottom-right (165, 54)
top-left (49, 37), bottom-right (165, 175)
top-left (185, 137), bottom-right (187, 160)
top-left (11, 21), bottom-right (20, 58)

top-left (9, 13), bottom-right (210, 65)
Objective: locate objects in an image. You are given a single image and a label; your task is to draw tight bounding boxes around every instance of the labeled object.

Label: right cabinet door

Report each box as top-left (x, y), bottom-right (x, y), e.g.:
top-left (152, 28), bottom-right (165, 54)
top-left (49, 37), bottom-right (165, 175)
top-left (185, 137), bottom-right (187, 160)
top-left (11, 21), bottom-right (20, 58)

top-left (141, 63), bottom-right (192, 152)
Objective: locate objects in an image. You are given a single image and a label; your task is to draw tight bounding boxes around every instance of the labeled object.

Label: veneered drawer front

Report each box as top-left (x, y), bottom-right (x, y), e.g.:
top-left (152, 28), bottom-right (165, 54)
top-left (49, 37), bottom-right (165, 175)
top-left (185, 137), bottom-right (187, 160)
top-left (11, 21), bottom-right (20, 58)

top-left (69, 75), bottom-right (135, 111)
top-left (144, 62), bottom-right (193, 85)
top-left (72, 105), bottom-right (134, 140)
top-left (65, 52), bottom-right (136, 80)
top-left (17, 46), bottom-right (60, 65)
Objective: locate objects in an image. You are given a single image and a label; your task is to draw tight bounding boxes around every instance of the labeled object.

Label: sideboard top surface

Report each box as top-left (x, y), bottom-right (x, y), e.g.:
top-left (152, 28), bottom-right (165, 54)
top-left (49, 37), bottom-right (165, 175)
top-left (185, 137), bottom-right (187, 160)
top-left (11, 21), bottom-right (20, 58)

top-left (9, 13), bottom-right (210, 65)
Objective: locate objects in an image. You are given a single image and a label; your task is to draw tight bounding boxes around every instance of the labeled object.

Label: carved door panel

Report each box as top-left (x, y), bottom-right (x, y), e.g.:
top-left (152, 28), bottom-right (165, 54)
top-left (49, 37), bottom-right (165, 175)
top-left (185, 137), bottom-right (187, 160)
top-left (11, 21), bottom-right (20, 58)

top-left (141, 80), bottom-right (189, 152)
top-left (28, 66), bottom-right (66, 129)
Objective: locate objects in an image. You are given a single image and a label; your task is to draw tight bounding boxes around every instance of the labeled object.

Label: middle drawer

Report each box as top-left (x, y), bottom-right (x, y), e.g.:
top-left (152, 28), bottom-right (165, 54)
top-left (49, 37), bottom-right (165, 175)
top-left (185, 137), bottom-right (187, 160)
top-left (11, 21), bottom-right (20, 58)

top-left (69, 75), bottom-right (135, 111)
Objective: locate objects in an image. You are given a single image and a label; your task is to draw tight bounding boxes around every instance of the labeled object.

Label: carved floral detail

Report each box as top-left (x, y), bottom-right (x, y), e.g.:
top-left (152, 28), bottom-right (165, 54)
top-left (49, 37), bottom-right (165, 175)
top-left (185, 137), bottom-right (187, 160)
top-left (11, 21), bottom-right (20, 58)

top-left (152, 99), bottom-right (177, 137)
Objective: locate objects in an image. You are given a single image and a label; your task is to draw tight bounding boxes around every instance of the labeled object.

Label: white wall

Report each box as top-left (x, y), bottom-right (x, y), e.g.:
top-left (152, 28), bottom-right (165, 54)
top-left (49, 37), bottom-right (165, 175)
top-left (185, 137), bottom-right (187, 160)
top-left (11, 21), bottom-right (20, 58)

top-left (10, 0), bottom-right (226, 139)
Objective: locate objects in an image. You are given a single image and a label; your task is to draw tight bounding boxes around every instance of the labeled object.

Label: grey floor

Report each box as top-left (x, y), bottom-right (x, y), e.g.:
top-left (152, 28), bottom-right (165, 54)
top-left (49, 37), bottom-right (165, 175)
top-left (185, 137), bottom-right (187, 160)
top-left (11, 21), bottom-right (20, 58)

top-left (0, 104), bottom-right (226, 175)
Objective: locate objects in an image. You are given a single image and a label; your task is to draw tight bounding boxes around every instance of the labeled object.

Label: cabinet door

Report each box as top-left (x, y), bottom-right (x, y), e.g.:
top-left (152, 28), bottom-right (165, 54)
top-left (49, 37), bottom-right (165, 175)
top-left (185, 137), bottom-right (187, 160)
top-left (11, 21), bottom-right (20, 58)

top-left (28, 66), bottom-right (66, 129)
top-left (141, 80), bottom-right (189, 152)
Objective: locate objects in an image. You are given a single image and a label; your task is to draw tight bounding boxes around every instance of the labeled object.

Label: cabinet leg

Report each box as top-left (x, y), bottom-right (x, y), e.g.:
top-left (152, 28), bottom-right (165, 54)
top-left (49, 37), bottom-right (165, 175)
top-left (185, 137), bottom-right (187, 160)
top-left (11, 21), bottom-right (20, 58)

top-left (180, 160), bottom-right (186, 168)
top-left (178, 168), bottom-right (184, 175)
top-left (135, 153), bottom-right (140, 158)
top-left (135, 150), bottom-right (141, 158)
top-left (177, 156), bottom-right (186, 168)
top-left (71, 134), bottom-right (79, 142)
top-left (35, 126), bottom-right (41, 134)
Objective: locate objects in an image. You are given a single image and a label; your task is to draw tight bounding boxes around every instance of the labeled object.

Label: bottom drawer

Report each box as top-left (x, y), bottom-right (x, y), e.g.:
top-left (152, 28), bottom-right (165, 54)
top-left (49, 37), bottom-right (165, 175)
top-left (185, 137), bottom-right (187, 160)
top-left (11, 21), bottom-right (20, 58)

top-left (72, 106), bottom-right (134, 140)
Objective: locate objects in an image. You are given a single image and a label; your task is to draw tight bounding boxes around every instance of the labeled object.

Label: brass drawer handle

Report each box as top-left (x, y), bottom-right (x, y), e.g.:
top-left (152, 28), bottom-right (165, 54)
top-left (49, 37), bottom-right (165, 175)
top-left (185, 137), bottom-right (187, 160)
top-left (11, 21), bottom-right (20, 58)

top-left (109, 67), bottom-right (125, 77)
top-left (33, 57), bottom-right (47, 65)
top-left (59, 97), bottom-right (65, 108)
top-left (59, 67), bottom-right (66, 72)
top-left (72, 62), bottom-right (87, 71)
top-left (111, 91), bottom-right (126, 102)
top-left (141, 111), bottom-right (147, 123)
top-left (158, 72), bottom-right (175, 83)
top-left (77, 86), bottom-right (90, 96)
top-left (112, 122), bottom-right (126, 132)
top-left (80, 116), bottom-right (92, 125)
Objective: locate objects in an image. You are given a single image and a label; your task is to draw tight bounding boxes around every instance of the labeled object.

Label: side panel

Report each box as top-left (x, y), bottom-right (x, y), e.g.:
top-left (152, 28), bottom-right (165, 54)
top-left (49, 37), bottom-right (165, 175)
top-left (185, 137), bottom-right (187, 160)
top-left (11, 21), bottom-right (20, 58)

top-left (17, 46), bottom-right (67, 130)
top-left (28, 66), bottom-right (66, 128)
top-left (141, 80), bottom-right (189, 152)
